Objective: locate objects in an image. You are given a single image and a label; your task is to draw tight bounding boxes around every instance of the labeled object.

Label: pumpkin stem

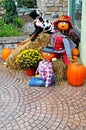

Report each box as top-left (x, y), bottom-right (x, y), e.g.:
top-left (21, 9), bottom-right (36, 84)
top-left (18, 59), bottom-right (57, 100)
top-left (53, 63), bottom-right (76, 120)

top-left (72, 57), bottom-right (82, 66)
top-left (76, 58), bottom-right (82, 66)
top-left (72, 57), bottom-right (79, 62)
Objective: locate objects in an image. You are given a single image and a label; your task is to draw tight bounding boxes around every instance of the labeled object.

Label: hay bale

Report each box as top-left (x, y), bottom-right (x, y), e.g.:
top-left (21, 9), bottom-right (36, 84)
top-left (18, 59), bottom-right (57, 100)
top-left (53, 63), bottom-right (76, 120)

top-left (52, 58), bottom-right (67, 84)
top-left (6, 32), bottom-right (51, 69)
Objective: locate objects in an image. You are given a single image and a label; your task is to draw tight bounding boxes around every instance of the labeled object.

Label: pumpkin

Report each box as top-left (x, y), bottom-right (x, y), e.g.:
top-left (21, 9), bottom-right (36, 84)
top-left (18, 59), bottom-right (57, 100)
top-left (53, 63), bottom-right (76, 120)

top-left (67, 61), bottom-right (86, 86)
top-left (1, 48), bottom-right (13, 61)
top-left (57, 22), bottom-right (69, 30)
top-left (42, 52), bottom-right (57, 60)
top-left (72, 55), bottom-right (78, 60)
top-left (72, 48), bottom-right (80, 56)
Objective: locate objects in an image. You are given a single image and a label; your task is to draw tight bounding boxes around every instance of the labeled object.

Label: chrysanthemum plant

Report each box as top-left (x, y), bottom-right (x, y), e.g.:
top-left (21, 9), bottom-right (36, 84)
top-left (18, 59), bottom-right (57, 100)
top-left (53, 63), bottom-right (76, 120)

top-left (15, 49), bottom-right (43, 70)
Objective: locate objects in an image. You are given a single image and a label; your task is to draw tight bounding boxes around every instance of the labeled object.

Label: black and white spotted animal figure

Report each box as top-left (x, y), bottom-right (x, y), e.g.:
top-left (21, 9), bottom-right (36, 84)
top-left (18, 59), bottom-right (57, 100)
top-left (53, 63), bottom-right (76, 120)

top-left (29, 8), bottom-right (43, 20)
top-left (29, 9), bottom-right (55, 40)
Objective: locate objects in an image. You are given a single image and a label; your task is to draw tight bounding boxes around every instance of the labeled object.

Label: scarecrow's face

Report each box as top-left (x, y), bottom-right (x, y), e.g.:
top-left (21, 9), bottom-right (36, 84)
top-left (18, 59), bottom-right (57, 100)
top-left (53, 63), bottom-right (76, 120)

top-left (42, 52), bottom-right (57, 60)
top-left (57, 21), bottom-right (69, 31)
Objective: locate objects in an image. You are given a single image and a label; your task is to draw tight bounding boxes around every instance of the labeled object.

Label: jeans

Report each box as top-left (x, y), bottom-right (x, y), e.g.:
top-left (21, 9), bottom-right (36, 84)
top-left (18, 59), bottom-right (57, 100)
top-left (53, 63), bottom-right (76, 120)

top-left (28, 75), bottom-right (55, 87)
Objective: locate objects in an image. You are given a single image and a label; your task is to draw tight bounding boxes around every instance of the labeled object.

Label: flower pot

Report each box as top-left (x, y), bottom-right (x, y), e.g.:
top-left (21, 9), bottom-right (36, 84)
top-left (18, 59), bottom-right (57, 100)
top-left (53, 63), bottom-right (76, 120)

top-left (26, 68), bottom-right (35, 76)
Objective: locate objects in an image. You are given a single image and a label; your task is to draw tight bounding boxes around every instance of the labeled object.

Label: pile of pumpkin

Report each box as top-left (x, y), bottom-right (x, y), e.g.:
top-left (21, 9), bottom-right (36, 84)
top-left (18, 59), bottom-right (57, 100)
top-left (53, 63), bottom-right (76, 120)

top-left (1, 46), bottom-right (86, 87)
top-left (67, 48), bottom-right (86, 86)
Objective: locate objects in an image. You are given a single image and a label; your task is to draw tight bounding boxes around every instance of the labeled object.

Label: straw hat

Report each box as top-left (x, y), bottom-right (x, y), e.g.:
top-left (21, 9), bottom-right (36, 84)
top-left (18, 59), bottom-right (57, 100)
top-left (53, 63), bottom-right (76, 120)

top-left (53, 15), bottom-right (74, 29)
top-left (42, 46), bottom-right (65, 54)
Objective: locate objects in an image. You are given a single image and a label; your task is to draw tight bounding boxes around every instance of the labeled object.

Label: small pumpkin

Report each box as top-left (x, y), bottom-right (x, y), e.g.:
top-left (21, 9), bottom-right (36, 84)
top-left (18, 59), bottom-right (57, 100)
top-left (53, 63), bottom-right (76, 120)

top-left (42, 52), bottom-right (57, 60)
top-left (58, 22), bottom-right (69, 30)
top-left (72, 48), bottom-right (80, 56)
top-left (67, 61), bottom-right (86, 86)
top-left (72, 55), bottom-right (78, 60)
top-left (1, 48), bottom-right (12, 61)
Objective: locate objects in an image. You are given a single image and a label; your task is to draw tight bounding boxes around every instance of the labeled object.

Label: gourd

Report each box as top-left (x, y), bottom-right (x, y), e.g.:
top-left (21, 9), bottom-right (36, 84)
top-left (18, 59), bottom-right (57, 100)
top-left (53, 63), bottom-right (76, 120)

top-left (1, 48), bottom-right (12, 61)
top-left (72, 48), bottom-right (80, 60)
top-left (42, 52), bottom-right (57, 60)
top-left (67, 60), bottom-right (86, 86)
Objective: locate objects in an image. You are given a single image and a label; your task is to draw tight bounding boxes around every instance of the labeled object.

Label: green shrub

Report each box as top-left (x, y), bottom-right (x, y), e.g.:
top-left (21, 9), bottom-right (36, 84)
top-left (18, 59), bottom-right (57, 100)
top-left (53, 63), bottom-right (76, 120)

top-left (17, 0), bottom-right (36, 8)
top-left (14, 17), bottom-right (24, 28)
top-left (3, 0), bottom-right (18, 24)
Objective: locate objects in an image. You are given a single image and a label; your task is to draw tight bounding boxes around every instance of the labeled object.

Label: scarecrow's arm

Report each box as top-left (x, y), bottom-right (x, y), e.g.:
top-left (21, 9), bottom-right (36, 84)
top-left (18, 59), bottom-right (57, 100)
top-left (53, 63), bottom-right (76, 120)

top-left (69, 29), bottom-right (80, 48)
top-left (63, 38), bottom-right (72, 57)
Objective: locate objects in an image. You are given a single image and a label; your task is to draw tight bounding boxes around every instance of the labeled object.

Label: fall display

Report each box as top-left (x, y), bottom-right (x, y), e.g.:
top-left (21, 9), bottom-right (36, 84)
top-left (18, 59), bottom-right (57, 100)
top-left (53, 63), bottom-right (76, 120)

top-left (2, 8), bottom-right (84, 87)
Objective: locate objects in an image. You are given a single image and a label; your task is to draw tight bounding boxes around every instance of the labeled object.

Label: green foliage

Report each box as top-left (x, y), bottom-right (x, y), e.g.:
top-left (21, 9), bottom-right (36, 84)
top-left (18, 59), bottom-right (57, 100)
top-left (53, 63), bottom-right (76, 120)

top-left (0, 2), bottom-right (2, 6)
top-left (14, 17), bottom-right (24, 28)
top-left (17, 0), bottom-right (36, 8)
top-left (3, 0), bottom-right (18, 24)
top-left (0, 18), bottom-right (25, 37)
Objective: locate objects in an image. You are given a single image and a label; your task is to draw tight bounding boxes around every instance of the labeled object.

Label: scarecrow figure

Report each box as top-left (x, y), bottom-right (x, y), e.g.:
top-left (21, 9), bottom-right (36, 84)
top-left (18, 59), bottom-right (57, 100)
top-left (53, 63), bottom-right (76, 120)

top-left (53, 15), bottom-right (80, 48)
top-left (51, 31), bottom-right (76, 66)
top-left (28, 46), bottom-right (57, 87)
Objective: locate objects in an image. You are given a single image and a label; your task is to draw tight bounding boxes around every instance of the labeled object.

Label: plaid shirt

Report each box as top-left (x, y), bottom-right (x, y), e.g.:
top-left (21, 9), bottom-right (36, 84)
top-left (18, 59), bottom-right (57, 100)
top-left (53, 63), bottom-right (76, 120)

top-left (36, 60), bottom-right (53, 87)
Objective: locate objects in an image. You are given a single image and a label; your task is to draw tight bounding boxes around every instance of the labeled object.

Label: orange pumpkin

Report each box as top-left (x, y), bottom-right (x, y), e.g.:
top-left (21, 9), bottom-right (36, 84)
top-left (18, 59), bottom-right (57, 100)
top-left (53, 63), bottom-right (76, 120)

top-left (67, 61), bottom-right (86, 86)
top-left (42, 52), bottom-right (57, 60)
top-left (1, 48), bottom-right (12, 61)
top-left (58, 22), bottom-right (69, 30)
top-left (72, 48), bottom-right (80, 56)
top-left (72, 55), bottom-right (78, 60)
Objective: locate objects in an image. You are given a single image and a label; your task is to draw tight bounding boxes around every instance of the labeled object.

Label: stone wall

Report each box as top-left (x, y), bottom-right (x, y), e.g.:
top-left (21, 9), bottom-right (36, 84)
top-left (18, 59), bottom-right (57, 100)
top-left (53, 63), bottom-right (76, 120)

top-left (37, 0), bottom-right (68, 18)
top-left (0, 36), bottom-right (28, 53)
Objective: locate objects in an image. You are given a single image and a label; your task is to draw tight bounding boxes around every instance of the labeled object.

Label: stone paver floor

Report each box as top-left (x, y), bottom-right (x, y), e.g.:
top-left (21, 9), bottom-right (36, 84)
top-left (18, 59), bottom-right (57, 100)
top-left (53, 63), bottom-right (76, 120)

top-left (0, 62), bottom-right (86, 130)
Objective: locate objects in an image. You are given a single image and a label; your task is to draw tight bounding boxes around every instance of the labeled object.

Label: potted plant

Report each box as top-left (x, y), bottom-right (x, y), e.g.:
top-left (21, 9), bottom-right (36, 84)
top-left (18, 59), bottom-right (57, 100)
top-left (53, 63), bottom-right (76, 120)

top-left (15, 49), bottom-right (43, 76)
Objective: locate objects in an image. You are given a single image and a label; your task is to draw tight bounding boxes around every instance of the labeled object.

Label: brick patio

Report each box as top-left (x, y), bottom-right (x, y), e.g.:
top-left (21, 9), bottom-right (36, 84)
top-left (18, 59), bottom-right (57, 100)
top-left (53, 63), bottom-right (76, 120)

top-left (0, 61), bottom-right (86, 130)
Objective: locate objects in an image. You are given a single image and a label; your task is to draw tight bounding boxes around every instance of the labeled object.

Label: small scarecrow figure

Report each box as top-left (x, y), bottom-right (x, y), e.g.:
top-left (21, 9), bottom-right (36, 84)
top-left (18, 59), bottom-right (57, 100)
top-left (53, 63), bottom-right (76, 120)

top-left (28, 46), bottom-right (57, 87)
top-left (53, 15), bottom-right (80, 48)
